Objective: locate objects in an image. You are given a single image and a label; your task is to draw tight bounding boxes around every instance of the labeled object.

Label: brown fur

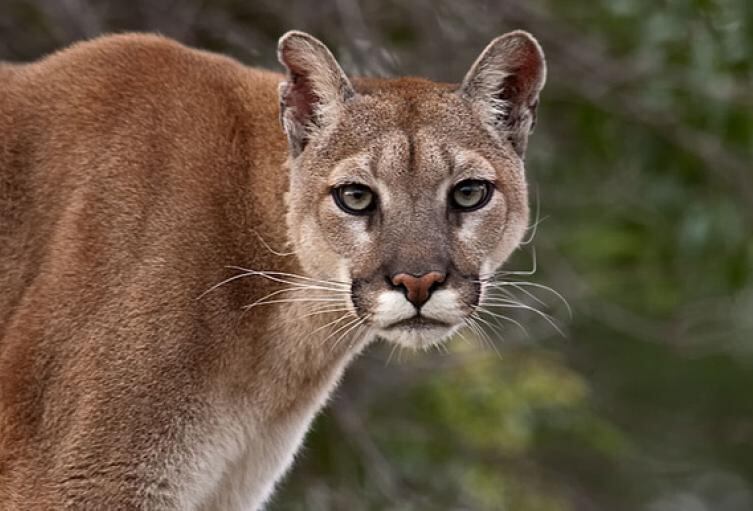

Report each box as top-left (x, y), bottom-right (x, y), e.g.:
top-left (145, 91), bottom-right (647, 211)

top-left (0, 31), bottom-right (545, 509)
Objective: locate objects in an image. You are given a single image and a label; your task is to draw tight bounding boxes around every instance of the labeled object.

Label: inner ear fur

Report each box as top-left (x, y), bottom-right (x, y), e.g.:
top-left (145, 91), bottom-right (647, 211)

top-left (277, 31), bottom-right (355, 156)
top-left (459, 31), bottom-right (547, 157)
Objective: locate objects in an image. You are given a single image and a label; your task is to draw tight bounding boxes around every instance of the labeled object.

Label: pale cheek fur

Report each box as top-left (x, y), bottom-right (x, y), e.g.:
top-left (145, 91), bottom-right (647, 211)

top-left (480, 259), bottom-right (496, 282)
top-left (458, 215), bottom-right (482, 244)
top-left (457, 191), bottom-right (506, 245)
top-left (347, 219), bottom-right (371, 246)
top-left (336, 259), bottom-right (351, 285)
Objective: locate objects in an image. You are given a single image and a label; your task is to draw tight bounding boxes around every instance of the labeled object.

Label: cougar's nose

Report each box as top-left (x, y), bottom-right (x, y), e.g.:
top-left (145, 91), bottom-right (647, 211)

top-left (390, 271), bottom-right (446, 308)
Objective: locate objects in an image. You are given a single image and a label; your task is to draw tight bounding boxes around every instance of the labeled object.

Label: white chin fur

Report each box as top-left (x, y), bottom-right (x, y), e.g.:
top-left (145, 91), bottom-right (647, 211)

top-left (377, 323), bottom-right (460, 350)
top-left (372, 289), bottom-right (466, 349)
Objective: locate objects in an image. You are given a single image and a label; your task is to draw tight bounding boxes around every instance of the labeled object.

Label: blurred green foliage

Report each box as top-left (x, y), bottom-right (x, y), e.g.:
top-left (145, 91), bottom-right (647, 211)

top-left (2, 1), bottom-right (751, 509)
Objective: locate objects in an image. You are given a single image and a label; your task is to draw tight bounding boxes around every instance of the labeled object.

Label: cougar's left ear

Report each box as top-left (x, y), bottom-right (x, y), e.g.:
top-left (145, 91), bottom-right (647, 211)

top-left (459, 31), bottom-right (546, 157)
top-left (277, 31), bottom-right (355, 157)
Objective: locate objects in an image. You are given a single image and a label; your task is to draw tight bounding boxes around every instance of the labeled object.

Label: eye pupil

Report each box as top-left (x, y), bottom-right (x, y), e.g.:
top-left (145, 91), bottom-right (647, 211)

top-left (333, 184), bottom-right (376, 214)
top-left (451, 180), bottom-right (492, 211)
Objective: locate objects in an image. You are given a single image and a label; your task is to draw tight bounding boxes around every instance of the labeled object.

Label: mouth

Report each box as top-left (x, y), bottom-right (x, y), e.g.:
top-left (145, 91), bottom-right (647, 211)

top-left (384, 315), bottom-right (453, 330)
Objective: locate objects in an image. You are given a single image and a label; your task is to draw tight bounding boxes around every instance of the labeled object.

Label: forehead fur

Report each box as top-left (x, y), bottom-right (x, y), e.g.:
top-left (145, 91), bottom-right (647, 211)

top-left (325, 77), bottom-right (508, 155)
top-left (353, 76), bottom-right (456, 99)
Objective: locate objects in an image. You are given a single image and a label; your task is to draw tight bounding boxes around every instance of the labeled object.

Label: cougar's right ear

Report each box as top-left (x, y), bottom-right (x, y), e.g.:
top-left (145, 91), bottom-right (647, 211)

top-left (277, 31), bottom-right (355, 157)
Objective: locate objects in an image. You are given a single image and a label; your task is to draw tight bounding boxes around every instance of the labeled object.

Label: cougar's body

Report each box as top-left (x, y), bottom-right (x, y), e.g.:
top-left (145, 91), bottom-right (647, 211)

top-left (0, 34), bottom-right (327, 510)
top-left (0, 31), bottom-right (546, 509)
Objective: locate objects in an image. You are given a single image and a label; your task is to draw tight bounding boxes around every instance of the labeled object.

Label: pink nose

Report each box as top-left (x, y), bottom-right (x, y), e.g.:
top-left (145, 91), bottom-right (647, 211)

top-left (390, 272), bottom-right (446, 307)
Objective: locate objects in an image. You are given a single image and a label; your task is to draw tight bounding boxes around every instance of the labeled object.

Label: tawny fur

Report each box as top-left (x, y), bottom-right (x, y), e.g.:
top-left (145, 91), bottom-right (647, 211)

top-left (0, 31), bottom-right (545, 510)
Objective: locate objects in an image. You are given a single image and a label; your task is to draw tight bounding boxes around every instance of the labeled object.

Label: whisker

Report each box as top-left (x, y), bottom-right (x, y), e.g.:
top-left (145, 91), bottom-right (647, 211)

top-left (239, 284), bottom-right (348, 312)
top-left (456, 327), bottom-right (475, 347)
top-left (332, 317), bottom-right (370, 352)
top-left (243, 297), bottom-right (344, 311)
top-left (470, 312), bottom-right (504, 359)
top-left (482, 285), bottom-right (522, 307)
top-left (322, 315), bottom-right (367, 351)
top-left (475, 306), bottom-right (529, 337)
top-left (251, 228), bottom-right (297, 257)
top-left (462, 318), bottom-right (482, 349)
top-left (436, 340), bottom-right (450, 355)
top-left (198, 265), bottom-right (349, 301)
top-left (485, 283), bottom-right (548, 309)
top-left (475, 249), bottom-right (540, 285)
top-left (520, 187), bottom-right (548, 246)
top-left (485, 281), bottom-right (572, 317)
top-left (196, 271), bottom-right (254, 300)
top-left (310, 312), bottom-right (353, 336)
top-left (300, 306), bottom-right (354, 319)
top-left (349, 322), bottom-right (374, 351)
top-left (226, 268), bottom-right (350, 292)
top-left (320, 315), bottom-right (364, 345)
top-left (464, 316), bottom-right (490, 352)
top-left (385, 342), bottom-right (400, 367)
top-left (227, 266), bottom-right (350, 287)
top-left (480, 298), bottom-right (564, 336)
top-left (499, 247), bottom-right (537, 276)
top-left (256, 278), bottom-right (347, 293)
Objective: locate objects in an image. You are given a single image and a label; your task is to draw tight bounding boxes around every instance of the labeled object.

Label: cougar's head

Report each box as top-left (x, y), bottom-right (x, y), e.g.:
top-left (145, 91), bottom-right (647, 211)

top-left (278, 30), bottom-right (545, 349)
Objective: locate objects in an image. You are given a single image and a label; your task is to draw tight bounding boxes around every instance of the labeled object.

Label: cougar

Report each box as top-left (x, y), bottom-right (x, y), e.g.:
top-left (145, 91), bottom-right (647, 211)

top-left (0, 29), bottom-right (546, 510)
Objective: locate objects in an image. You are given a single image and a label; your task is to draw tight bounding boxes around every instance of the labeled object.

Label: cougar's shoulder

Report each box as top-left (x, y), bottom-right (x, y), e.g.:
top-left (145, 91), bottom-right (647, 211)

top-left (0, 34), bottom-right (294, 508)
top-left (0, 33), bottom-right (289, 339)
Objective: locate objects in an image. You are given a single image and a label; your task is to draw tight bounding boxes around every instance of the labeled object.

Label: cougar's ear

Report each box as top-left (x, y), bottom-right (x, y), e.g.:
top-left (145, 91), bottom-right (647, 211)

top-left (277, 31), bottom-right (355, 157)
top-left (459, 31), bottom-right (546, 157)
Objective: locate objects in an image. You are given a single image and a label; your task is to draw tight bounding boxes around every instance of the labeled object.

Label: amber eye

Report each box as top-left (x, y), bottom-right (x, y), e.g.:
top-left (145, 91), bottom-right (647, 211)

top-left (450, 180), bottom-right (493, 211)
top-left (332, 184), bottom-right (376, 214)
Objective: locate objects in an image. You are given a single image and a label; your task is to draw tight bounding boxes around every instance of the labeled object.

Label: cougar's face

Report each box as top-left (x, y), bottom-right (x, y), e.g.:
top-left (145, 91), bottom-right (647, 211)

top-left (287, 85), bottom-right (529, 348)
top-left (279, 30), bottom-right (544, 349)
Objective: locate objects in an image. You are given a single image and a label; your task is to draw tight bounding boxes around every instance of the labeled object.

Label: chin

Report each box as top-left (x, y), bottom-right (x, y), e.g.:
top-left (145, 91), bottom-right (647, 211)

top-left (376, 320), bottom-right (462, 350)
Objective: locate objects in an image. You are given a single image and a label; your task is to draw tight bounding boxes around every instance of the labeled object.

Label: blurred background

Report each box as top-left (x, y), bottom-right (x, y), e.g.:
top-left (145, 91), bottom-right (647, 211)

top-left (2, 1), bottom-right (752, 509)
